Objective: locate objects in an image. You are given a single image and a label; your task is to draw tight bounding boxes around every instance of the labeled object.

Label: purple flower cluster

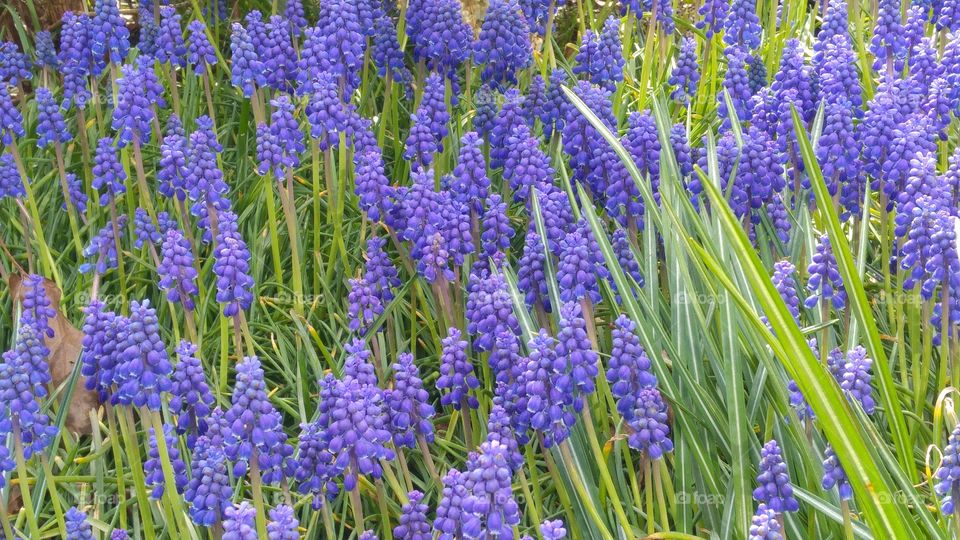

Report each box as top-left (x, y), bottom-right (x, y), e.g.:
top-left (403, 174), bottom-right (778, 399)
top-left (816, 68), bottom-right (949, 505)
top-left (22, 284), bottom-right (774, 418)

top-left (748, 504), bottom-right (783, 540)
top-left (144, 424), bottom-right (188, 499)
top-left (474, 0), bottom-right (532, 86)
top-left (387, 352), bottom-right (436, 448)
top-left (395, 490), bottom-right (432, 540)
top-left (224, 356), bottom-right (295, 483)
top-left (405, 73), bottom-right (450, 168)
top-left (111, 299), bottom-right (173, 410)
top-left (169, 341), bottom-right (215, 443)
top-left (465, 268), bottom-right (520, 351)
top-left (1, 326), bottom-right (57, 457)
top-left (936, 422), bottom-right (960, 513)
top-left (313, 372), bottom-right (395, 490)
top-left (35, 87), bottom-right (71, 148)
top-left (437, 327), bottom-right (480, 410)
top-left (753, 439), bottom-right (799, 513)
top-left (805, 235), bottom-right (846, 310)
top-left (184, 431), bottom-right (234, 525)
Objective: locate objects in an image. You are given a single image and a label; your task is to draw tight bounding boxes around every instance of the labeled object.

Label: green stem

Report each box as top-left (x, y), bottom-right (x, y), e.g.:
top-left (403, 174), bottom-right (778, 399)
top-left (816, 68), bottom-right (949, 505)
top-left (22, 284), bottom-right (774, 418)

top-left (558, 441), bottom-right (615, 540)
top-left (12, 423), bottom-right (41, 539)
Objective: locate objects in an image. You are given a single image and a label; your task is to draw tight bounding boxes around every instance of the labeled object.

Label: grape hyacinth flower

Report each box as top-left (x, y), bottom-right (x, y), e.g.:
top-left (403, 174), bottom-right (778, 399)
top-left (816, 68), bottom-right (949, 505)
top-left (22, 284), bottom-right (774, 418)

top-left (394, 490), bottom-right (432, 540)
top-left (343, 339), bottom-right (377, 387)
top-left (112, 299), bottom-right (173, 410)
top-left (0, 326), bottom-right (57, 457)
top-left (0, 154), bottom-right (24, 199)
top-left (133, 207), bottom-right (160, 249)
top-left (110, 530), bottom-right (131, 540)
top-left (821, 445), bottom-right (852, 500)
top-left (473, 0), bottom-right (532, 86)
top-left (870, 0), bottom-right (905, 69)
top-left (481, 194), bottom-right (514, 256)
top-left (437, 327), bottom-right (480, 410)
top-left (574, 17), bottom-right (624, 91)
top-left (404, 72), bottom-right (449, 168)
top-left (771, 260), bottom-right (802, 323)
top-left (540, 520), bottom-right (567, 540)
top-left (522, 0), bottom-right (553, 34)
top-left (612, 227), bottom-right (644, 290)
top-left (805, 235), bottom-right (846, 310)
top-left (213, 218), bottom-right (255, 316)
top-left (285, 0), bottom-right (308, 36)
top-left (169, 340), bottom-right (215, 443)
top-left (606, 315), bottom-right (657, 418)
top-left (669, 37), bottom-right (700, 103)
top-left (465, 268), bottom-right (521, 351)
top-left (306, 72), bottom-right (352, 151)
top-left (348, 276), bottom-right (383, 334)
top-left (365, 236), bottom-right (401, 303)
top-left (262, 16), bottom-right (297, 92)
top-left (461, 440), bottom-right (522, 537)
top-left (697, 0), bottom-right (729, 38)
top-left (718, 45), bottom-right (753, 125)
top-left (0, 89), bottom-right (24, 145)
top-left (515, 330), bottom-right (577, 447)
top-left (490, 89), bottom-right (528, 170)
top-left (723, 0), bottom-right (761, 49)
top-left (387, 352), bottom-right (436, 448)
top-left (19, 273), bottom-right (55, 337)
top-left (315, 373), bottom-right (395, 490)
top-left (65, 507), bottom-right (95, 540)
top-left (418, 232), bottom-right (455, 284)
top-left (753, 439), bottom-right (799, 513)
top-left (747, 53), bottom-right (767, 93)
top-left (139, 11), bottom-right (159, 58)
top-left (267, 504), bottom-right (300, 539)
top-left (158, 228), bottom-right (198, 310)
top-left (503, 122), bottom-right (553, 202)
top-left (354, 148), bottom-right (395, 222)
top-left (224, 356), bottom-right (295, 483)
top-left (434, 468), bottom-right (468, 538)
top-left (144, 424), bottom-right (188, 499)
top-left (80, 215), bottom-right (127, 275)
top-left (818, 35), bottom-right (862, 111)
top-left (486, 397), bottom-right (524, 469)
top-left (748, 504), bottom-right (783, 540)
top-left (936, 422), bottom-right (960, 513)
top-left (555, 301), bottom-right (599, 408)
top-left (372, 14), bottom-right (413, 88)
top-left (407, 0), bottom-right (473, 80)
top-left (432, 190), bottom-right (474, 265)
top-left (557, 221), bottom-right (603, 304)
top-left (451, 132), bottom-right (491, 212)
top-left (230, 23), bottom-right (264, 98)
top-left (223, 501), bottom-right (257, 539)
top-left (626, 387), bottom-right (673, 458)
top-left (60, 172), bottom-right (87, 214)
top-left (92, 138), bottom-right (126, 205)
top-left (838, 346), bottom-right (875, 413)
top-left (308, 0), bottom-right (365, 94)
top-left (562, 81), bottom-right (615, 183)
top-left (473, 85), bottom-right (499, 137)
top-left (540, 69), bottom-right (569, 138)
top-left (34, 31), bottom-right (59, 70)
top-left (35, 87), bottom-right (72, 149)
top-left (518, 230), bottom-right (551, 312)
top-left (92, 0), bottom-right (130, 64)
top-left (187, 20), bottom-right (218, 73)
top-left (294, 419), bottom-right (339, 508)
top-left (80, 301), bottom-right (121, 400)
top-left (158, 115), bottom-right (189, 200)
top-left (156, 6), bottom-right (187, 67)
